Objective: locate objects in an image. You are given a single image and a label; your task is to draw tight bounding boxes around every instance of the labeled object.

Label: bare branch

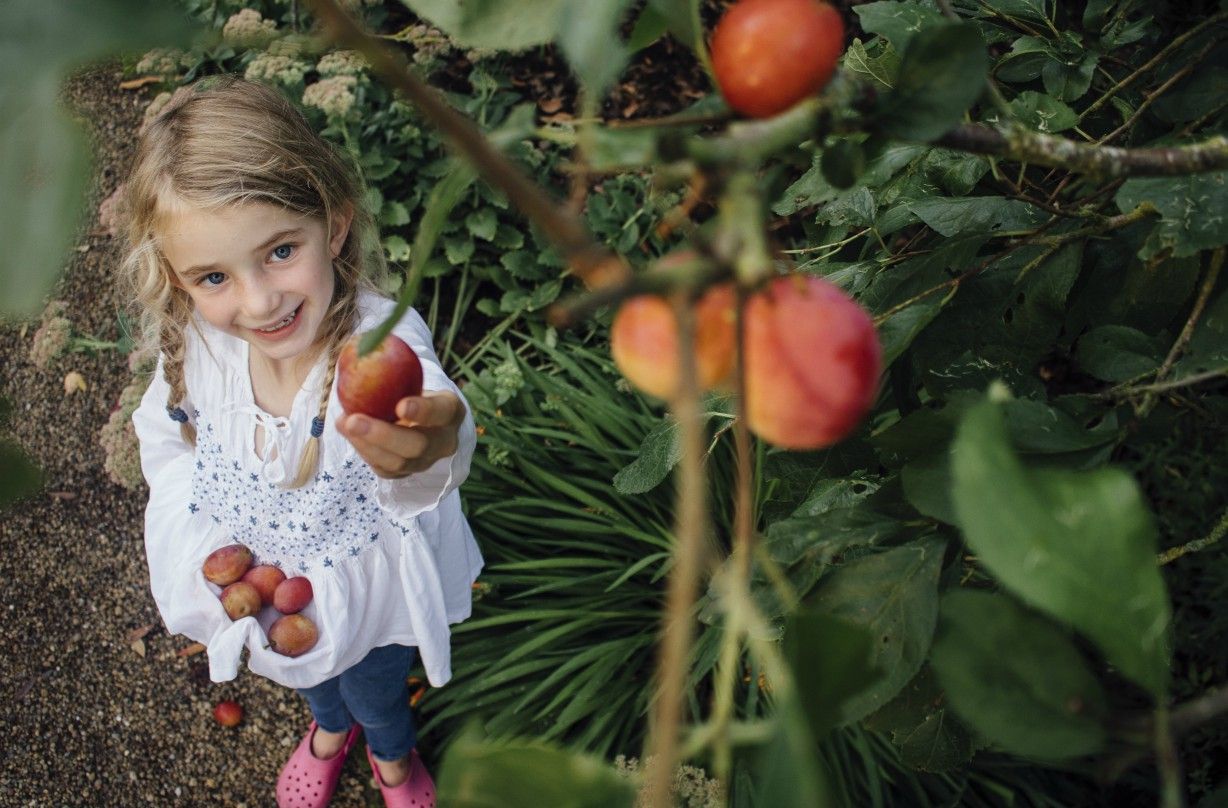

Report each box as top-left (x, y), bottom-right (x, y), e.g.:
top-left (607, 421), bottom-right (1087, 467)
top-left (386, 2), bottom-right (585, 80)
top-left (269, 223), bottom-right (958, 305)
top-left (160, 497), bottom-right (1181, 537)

top-left (303, 0), bottom-right (628, 289)
top-left (935, 125), bottom-right (1228, 177)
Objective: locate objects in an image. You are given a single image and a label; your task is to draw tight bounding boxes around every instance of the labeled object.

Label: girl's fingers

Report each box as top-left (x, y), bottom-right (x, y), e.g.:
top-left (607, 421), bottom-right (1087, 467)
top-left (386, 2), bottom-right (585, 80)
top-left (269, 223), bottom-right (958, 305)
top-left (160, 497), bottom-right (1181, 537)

top-left (395, 391), bottom-right (463, 428)
top-left (342, 414), bottom-right (429, 461)
top-left (346, 431), bottom-right (416, 478)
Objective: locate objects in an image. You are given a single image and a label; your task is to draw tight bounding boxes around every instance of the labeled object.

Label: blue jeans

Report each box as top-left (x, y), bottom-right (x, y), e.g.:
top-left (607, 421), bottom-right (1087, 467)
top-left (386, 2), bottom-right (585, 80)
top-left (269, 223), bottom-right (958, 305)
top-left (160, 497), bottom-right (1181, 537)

top-left (297, 644), bottom-right (418, 762)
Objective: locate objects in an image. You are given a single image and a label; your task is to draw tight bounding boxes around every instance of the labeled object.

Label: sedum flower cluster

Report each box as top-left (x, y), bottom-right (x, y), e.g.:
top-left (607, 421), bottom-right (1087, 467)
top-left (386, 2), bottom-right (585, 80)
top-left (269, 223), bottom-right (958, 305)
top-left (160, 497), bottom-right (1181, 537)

top-left (135, 48), bottom-right (191, 81)
top-left (302, 75), bottom-right (359, 118)
top-left (245, 51), bottom-right (311, 88)
top-left (99, 377), bottom-right (151, 491)
top-left (29, 301), bottom-right (73, 369)
top-left (316, 50), bottom-right (367, 78)
top-left (223, 8), bottom-right (278, 50)
top-left (614, 755), bottom-right (724, 808)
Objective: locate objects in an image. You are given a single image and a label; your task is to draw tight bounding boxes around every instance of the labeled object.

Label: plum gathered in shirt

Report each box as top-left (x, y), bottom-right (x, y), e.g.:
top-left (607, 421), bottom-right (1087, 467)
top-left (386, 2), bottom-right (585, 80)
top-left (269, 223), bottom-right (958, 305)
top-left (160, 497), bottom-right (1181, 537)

top-left (131, 289), bottom-right (483, 689)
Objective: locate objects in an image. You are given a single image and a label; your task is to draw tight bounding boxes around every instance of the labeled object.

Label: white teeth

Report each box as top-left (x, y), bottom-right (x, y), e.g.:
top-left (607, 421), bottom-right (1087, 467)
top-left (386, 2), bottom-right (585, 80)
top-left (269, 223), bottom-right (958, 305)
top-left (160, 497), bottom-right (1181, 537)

top-left (258, 309), bottom-right (296, 332)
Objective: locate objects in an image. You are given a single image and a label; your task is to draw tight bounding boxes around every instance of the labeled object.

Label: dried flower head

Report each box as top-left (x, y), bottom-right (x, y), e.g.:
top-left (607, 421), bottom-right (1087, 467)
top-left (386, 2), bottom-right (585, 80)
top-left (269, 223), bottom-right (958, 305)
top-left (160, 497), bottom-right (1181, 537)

top-left (223, 9), bottom-right (278, 50)
top-left (244, 52), bottom-right (311, 88)
top-left (30, 301), bottom-right (73, 369)
top-left (302, 75), bottom-right (359, 118)
top-left (100, 377), bottom-right (151, 490)
top-left (135, 48), bottom-right (190, 81)
top-left (316, 50), bottom-right (367, 77)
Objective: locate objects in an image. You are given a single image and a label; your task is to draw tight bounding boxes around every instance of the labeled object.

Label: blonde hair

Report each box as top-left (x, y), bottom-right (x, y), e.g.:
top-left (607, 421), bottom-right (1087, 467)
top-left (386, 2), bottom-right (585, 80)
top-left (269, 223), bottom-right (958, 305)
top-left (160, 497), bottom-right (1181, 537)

top-left (118, 74), bottom-right (387, 488)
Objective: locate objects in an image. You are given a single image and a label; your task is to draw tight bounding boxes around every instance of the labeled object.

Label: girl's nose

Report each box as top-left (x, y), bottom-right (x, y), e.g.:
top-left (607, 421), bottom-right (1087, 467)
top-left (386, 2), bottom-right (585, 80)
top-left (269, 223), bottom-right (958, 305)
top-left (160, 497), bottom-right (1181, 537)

top-left (241, 277), bottom-right (283, 322)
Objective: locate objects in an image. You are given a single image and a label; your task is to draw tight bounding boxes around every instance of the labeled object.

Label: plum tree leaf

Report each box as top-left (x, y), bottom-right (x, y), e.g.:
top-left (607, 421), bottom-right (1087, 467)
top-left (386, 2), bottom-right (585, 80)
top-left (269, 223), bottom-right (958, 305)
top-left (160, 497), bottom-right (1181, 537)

top-left (806, 538), bottom-right (947, 724)
top-left (399, 0), bottom-right (564, 50)
top-left (931, 590), bottom-right (1109, 759)
top-left (877, 22), bottom-right (989, 142)
top-left (1116, 171), bottom-right (1228, 260)
top-left (950, 396), bottom-right (1171, 695)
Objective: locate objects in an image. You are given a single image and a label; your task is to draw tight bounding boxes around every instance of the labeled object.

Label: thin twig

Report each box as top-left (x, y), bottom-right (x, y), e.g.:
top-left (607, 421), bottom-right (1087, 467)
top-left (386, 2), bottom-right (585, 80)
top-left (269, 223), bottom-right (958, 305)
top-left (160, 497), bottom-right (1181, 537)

top-left (1139, 248), bottom-right (1225, 417)
top-left (1158, 508), bottom-right (1228, 566)
top-left (1099, 41), bottom-right (1216, 146)
top-left (1155, 707), bottom-right (1187, 808)
top-left (1079, 12), bottom-right (1228, 123)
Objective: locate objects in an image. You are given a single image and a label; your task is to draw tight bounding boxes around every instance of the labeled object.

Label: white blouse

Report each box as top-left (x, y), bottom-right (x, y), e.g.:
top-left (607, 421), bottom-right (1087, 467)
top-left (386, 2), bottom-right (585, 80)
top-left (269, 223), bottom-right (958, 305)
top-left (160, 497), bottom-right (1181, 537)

top-left (132, 289), bottom-right (484, 690)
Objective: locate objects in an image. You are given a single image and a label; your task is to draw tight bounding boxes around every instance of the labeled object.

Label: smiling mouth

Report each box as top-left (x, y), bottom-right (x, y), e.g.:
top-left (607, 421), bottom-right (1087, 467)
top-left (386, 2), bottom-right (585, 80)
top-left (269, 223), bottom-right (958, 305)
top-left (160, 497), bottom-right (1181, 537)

top-left (255, 303), bottom-right (302, 333)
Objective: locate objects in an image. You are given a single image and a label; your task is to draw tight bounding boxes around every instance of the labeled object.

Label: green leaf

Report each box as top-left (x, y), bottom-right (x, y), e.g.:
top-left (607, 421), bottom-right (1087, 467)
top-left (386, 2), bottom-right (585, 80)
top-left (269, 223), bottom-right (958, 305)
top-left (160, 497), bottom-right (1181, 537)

top-left (0, 0), bottom-right (194, 317)
top-left (400, 0), bottom-right (564, 50)
top-left (1009, 91), bottom-right (1078, 133)
top-left (844, 38), bottom-right (900, 91)
top-left (380, 200), bottom-right (411, 227)
top-left (612, 417), bottom-right (680, 494)
top-left (782, 611), bottom-right (881, 740)
top-left (864, 666), bottom-right (976, 772)
top-left (920, 148), bottom-right (989, 196)
top-left (466, 208), bottom-right (499, 241)
top-left (994, 36), bottom-right (1055, 83)
top-left (1075, 325), bottom-right (1165, 382)
top-left (0, 440), bottom-right (42, 509)
top-left (436, 722), bottom-right (635, 807)
top-left (901, 452), bottom-right (955, 524)
top-left (980, 0), bottom-right (1051, 25)
top-left (950, 396), bottom-right (1171, 695)
top-left (557, 0), bottom-right (632, 100)
top-left (1152, 65), bottom-right (1228, 124)
top-left (821, 140), bottom-right (867, 190)
top-left (383, 234), bottom-right (412, 263)
top-left (765, 505), bottom-right (903, 567)
top-left (806, 538), bottom-right (947, 724)
top-left (1041, 51), bottom-right (1098, 102)
top-left (908, 196), bottom-right (1045, 237)
top-left (626, 6), bottom-right (669, 53)
top-left (931, 590), bottom-right (1109, 759)
top-left (878, 22), bottom-right (989, 142)
top-left (854, 1), bottom-right (945, 53)
top-left (1116, 172), bottom-right (1228, 259)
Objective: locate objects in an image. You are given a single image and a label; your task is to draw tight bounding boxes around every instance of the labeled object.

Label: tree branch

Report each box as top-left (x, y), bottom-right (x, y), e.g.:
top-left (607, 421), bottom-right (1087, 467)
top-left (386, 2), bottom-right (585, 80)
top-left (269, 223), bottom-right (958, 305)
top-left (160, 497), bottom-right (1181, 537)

top-left (935, 125), bottom-right (1228, 178)
top-left (303, 0), bottom-right (628, 290)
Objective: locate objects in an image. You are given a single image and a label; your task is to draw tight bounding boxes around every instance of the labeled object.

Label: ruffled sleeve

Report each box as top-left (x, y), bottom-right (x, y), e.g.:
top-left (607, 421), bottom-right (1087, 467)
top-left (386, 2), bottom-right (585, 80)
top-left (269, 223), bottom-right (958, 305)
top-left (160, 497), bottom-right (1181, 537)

top-left (131, 354), bottom-right (229, 650)
top-left (369, 305), bottom-right (476, 522)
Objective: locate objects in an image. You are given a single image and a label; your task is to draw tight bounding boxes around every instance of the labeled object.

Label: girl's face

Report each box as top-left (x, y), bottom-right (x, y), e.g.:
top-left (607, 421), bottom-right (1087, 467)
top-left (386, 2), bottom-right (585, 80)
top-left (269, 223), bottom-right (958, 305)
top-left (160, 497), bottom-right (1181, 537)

top-left (158, 200), bottom-right (351, 372)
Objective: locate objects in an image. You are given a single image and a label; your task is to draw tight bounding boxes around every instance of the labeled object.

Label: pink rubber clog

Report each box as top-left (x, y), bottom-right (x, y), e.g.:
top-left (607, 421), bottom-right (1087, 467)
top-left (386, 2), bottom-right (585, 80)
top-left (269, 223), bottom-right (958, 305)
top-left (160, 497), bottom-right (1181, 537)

top-left (276, 721), bottom-right (361, 808)
top-left (366, 745), bottom-right (436, 808)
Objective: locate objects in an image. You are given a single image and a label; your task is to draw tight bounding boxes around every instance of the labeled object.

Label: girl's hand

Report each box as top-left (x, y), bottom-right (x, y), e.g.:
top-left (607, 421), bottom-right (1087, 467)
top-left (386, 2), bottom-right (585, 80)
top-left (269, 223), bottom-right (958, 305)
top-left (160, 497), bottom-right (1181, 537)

top-left (337, 391), bottom-right (466, 480)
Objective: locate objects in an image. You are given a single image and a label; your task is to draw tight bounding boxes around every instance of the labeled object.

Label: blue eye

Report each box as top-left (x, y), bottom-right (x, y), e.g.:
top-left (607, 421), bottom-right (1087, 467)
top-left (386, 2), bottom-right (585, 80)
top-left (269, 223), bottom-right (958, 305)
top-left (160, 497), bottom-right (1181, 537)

top-left (271, 244), bottom-right (295, 261)
top-left (200, 271), bottom-right (226, 287)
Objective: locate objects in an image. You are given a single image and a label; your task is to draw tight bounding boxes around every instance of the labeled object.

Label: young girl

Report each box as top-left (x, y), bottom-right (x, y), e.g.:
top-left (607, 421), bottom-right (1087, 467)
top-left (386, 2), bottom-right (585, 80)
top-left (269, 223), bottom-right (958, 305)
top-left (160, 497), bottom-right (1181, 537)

top-left (121, 75), bottom-right (483, 808)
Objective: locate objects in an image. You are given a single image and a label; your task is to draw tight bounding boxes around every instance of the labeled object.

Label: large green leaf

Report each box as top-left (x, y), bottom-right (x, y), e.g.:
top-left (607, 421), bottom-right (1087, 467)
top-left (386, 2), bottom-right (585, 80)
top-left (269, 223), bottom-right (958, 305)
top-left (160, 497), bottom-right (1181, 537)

top-left (950, 396), bottom-right (1171, 695)
top-left (782, 611), bottom-right (881, 741)
top-left (557, 0), bottom-right (632, 101)
top-left (806, 538), bottom-right (947, 724)
top-left (908, 196), bottom-right (1045, 237)
top-left (436, 722), bottom-right (636, 807)
top-left (0, 0), bottom-right (194, 317)
top-left (1075, 325), bottom-right (1165, 382)
top-left (399, 0), bottom-right (565, 50)
top-left (1115, 171), bottom-right (1228, 260)
top-left (931, 590), bottom-right (1109, 759)
top-left (878, 22), bottom-right (990, 142)
top-left (0, 439), bottom-right (42, 509)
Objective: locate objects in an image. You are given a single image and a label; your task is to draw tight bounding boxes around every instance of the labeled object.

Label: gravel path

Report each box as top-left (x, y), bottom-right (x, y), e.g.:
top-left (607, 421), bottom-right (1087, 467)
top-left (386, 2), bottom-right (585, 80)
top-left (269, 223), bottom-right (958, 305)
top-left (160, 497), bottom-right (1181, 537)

top-left (0, 62), bottom-right (381, 808)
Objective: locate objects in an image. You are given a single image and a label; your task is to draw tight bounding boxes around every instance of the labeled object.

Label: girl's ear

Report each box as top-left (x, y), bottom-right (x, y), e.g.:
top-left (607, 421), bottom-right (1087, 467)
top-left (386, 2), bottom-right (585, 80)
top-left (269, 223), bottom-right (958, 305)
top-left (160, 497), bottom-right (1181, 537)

top-left (329, 202), bottom-right (355, 258)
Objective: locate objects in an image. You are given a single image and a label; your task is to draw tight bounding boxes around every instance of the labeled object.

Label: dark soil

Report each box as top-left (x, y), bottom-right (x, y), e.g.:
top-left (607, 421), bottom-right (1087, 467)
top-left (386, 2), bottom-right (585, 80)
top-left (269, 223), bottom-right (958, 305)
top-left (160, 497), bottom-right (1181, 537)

top-left (0, 61), bottom-right (381, 808)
